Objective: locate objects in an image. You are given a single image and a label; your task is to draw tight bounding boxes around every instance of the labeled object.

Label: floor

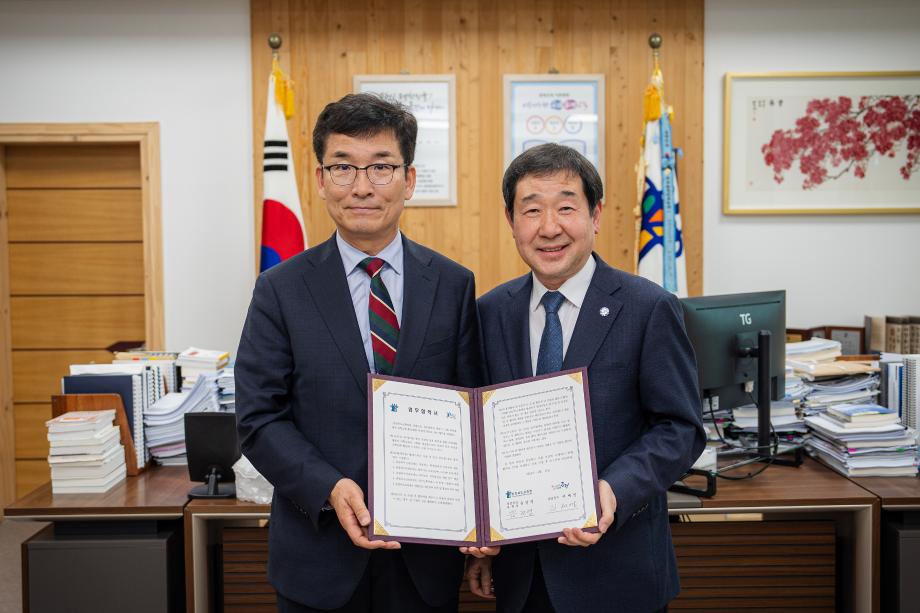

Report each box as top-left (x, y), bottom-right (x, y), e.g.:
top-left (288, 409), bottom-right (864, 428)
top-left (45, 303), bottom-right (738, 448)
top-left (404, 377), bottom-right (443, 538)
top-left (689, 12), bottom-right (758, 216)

top-left (0, 518), bottom-right (48, 613)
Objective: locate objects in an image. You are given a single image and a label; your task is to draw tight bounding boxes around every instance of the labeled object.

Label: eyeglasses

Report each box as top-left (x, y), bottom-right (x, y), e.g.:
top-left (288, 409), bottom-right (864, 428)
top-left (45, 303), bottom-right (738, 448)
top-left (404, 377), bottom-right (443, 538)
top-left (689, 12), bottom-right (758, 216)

top-left (322, 163), bottom-right (408, 186)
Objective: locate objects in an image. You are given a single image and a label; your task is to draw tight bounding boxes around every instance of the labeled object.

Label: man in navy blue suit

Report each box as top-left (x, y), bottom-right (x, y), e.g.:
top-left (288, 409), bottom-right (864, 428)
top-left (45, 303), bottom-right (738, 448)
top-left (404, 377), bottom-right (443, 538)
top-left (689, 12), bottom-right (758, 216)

top-left (466, 144), bottom-right (705, 613)
top-left (236, 94), bottom-right (480, 612)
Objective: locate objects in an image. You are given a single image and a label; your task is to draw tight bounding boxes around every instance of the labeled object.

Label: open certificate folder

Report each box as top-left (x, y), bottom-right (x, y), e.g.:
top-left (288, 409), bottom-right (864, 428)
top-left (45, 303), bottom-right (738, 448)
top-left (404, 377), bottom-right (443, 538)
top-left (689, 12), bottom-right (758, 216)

top-left (367, 368), bottom-right (601, 547)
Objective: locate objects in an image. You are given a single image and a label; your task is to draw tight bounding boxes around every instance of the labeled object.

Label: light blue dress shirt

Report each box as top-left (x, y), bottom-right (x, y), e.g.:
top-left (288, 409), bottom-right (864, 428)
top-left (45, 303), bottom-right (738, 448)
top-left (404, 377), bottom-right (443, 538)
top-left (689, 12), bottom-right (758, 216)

top-left (336, 231), bottom-right (404, 373)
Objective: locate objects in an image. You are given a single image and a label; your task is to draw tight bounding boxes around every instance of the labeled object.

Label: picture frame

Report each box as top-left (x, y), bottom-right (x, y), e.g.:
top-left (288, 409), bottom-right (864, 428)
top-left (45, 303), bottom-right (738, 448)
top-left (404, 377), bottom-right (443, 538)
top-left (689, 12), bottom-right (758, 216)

top-left (354, 74), bottom-right (457, 206)
top-left (723, 71), bottom-right (920, 215)
top-left (503, 74), bottom-right (605, 182)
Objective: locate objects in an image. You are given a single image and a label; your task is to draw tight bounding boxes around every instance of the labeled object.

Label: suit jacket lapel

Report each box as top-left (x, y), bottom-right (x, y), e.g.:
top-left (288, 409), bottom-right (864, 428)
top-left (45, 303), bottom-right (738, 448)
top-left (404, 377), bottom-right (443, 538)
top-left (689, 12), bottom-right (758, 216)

top-left (302, 235), bottom-right (369, 395)
top-left (499, 274), bottom-right (534, 380)
top-left (393, 237), bottom-right (438, 377)
top-left (562, 255), bottom-right (624, 370)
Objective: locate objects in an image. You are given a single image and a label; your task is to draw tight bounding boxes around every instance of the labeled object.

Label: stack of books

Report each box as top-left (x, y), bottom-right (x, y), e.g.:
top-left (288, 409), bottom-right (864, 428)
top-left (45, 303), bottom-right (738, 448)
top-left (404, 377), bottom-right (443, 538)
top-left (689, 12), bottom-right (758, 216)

top-left (144, 372), bottom-right (222, 465)
top-left (805, 403), bottom-right (918, 477)
top-left (865, 315), bottom-right (920, 354)
top-left (46, 410), bottom-right (127, 494)
top-left (113, 350), bottom-right (179, 393)
top-left (176, 347), bottom-right (230, 391)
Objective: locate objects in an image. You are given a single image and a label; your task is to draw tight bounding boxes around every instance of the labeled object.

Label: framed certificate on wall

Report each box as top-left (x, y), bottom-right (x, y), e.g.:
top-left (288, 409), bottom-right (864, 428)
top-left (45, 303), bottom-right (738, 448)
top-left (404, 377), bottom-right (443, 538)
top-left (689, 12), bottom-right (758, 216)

top-left (355, 74), bottom-right (457, 206)
top-left (503, 74), bottom-right (605, 182)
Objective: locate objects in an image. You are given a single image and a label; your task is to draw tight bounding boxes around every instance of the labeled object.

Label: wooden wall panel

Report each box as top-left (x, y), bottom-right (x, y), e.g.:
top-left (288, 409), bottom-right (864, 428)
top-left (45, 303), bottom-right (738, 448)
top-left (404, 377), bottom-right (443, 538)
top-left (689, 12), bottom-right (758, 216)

top-left (4, 144), bottom-right (141, 189)
top-left (11, 296), bottom-right (145, 349)
top-left (0, 147), bottom-right (14, 512)
top-left (9, 243), bottom-right (145, 295)
top-left (7, 189), bottom-right (143, 242)
top-left (12, 349), bottom-right (113, 402)
top-left (13, 403), bottom-right (50, 458)
top-left (14, 460), bottom-right (48, 498)
top-left (251, 0), bottom-right (704, 295)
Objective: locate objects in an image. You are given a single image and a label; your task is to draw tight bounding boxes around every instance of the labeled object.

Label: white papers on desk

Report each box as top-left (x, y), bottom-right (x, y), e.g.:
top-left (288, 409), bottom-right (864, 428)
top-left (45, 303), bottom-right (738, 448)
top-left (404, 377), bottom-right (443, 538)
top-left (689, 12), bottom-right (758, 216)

top-left (786, 338), bottom-right (842, 356)
top-left (143, 373), bottom-right (220, 459)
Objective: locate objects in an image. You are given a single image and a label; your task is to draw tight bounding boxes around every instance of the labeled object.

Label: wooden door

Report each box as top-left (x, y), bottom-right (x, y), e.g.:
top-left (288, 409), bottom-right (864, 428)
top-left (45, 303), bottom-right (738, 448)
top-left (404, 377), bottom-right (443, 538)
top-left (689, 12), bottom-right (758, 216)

top-left (2, 143), bottom-right (147, 498)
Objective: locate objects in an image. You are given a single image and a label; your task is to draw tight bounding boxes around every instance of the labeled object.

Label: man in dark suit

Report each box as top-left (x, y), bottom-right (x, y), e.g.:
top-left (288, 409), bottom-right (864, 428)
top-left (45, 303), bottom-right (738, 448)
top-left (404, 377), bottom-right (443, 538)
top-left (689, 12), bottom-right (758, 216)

top-left (466, 144), bottom-right (705, 613)
top-left (236, 94), bottom-right (480, 612)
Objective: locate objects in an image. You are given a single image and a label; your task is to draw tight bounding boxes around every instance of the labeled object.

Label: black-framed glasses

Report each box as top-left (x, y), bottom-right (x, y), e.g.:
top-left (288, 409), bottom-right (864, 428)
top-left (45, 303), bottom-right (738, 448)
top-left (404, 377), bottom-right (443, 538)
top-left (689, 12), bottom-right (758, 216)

top-left (322, 163), bottom-right (408, 186)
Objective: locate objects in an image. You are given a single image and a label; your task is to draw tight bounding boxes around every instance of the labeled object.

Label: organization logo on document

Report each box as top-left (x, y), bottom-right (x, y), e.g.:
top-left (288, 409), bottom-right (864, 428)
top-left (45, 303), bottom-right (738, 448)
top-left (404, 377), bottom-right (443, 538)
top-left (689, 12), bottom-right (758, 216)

top-left (446, 410), bottom-right (457, 420)
top-left (390, 403), bottom-right (399, 413)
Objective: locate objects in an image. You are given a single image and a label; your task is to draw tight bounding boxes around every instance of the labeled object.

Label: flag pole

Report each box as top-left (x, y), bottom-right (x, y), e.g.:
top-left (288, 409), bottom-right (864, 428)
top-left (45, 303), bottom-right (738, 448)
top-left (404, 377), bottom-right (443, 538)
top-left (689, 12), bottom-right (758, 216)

top-left (268, 32), bottom-right (282, 57)
top-left (635, 33), bottom-right (662, 274)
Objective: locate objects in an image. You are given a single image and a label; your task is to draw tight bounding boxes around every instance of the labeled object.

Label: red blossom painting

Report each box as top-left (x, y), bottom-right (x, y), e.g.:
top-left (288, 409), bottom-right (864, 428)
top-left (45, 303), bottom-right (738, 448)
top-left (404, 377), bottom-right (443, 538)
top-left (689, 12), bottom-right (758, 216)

top-left (761, 95), bottom-right (920, 189)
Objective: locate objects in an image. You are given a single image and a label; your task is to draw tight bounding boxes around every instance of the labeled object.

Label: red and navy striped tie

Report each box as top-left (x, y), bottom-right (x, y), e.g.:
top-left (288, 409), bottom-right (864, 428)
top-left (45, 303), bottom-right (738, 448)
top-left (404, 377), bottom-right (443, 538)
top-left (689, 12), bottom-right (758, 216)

top-left (358, 257), bottom-right (399, 375)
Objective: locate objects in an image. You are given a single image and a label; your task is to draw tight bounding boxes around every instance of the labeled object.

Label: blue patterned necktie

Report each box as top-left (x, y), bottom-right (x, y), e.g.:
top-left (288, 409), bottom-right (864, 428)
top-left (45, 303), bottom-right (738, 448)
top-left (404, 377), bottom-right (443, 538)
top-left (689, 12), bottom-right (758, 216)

top-left (536, 291), bottom-right (565, 375)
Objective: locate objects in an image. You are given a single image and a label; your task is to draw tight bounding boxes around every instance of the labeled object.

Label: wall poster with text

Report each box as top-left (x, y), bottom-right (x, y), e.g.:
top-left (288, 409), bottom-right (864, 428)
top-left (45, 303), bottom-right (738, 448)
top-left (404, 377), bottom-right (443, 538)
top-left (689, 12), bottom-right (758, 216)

top-left (355, 74), bottom-right (457, 206)
top-left (504, 74), bottom-right (605, 183)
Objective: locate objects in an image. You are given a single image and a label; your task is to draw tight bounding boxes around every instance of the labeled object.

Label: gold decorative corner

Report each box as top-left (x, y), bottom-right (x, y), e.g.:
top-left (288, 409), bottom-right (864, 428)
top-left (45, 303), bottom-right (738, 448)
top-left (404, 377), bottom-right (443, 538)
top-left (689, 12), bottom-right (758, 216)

top-left (373, 519), bottom-right (389, 536)
top-left (458, 391), bottom-right (470, 405)
top-left (464, 528), bottom-right (477, 542)
top-left (583, 513), bottom-right (597, 529)
top-left (372, 378), bottom-right (386, 393)
top-left (568, 372), bottom-right (583, 384)
top-left (482, 390), bottom-right (495, 405)
top-left (489, 527), bottom-right (504, 542)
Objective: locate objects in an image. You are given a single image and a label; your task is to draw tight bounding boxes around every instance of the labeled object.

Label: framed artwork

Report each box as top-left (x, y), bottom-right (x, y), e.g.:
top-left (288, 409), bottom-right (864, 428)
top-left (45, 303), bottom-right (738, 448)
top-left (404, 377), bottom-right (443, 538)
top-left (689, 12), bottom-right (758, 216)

top-left (354, 74), bottom-right (457, 206)
top-left (723, 71), bottom-right (920, 214)
top-left (503, 74), bottom-right (605, 181)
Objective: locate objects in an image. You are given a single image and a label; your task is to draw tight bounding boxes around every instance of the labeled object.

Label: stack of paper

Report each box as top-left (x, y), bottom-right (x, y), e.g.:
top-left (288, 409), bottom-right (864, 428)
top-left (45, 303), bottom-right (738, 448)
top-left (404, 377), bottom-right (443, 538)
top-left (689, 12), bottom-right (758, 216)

top-left (786, 338), bottom-right (842, 375)
top-left (805, 402), bottom-right (919, 477)
top-left (730, 400), bottom-right (808, 450)
top-left (784, 366), bottom-right (810, 402)
top-left (218, 366), bottom-right (235, 411)
top-left (46, 410), bottom-right (126, 494)
top-left (801, 373), bottom-right (880, 416)
top-left (176, 347), bottom-right (229, 391)
top-left (144, 372), bottom-right (221, 466)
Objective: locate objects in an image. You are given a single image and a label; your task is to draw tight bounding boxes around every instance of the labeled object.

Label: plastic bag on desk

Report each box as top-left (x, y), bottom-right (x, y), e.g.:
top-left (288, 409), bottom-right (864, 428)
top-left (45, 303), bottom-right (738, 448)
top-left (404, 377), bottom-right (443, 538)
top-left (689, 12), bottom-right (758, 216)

top-left (232, 454), bottom-right (274, 504)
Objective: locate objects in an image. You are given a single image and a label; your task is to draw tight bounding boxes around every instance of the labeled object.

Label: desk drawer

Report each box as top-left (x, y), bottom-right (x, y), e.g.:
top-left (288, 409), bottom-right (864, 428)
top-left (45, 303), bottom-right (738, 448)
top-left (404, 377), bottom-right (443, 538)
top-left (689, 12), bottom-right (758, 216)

top-left (670, 519), bottom-right (835, 611)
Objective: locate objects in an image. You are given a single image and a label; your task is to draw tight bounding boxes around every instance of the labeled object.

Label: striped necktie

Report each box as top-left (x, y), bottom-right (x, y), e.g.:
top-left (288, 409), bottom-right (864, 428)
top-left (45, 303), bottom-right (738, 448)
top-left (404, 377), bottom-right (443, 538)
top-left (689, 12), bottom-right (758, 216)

top-left (358, 257), bottom-right (399, 375)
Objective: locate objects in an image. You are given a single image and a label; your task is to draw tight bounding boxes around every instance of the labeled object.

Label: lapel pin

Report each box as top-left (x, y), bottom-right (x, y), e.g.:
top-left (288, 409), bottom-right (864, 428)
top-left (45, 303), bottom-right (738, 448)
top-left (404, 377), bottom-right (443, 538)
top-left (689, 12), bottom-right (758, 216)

top-left (599, 307), bottom-right (610, 317)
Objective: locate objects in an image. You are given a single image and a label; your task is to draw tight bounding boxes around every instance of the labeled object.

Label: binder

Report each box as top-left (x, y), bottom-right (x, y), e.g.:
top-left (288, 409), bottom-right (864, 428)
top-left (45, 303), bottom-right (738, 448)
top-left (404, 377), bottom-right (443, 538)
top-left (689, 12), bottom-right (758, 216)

top-left (62, 374), bottom-right (146, 469)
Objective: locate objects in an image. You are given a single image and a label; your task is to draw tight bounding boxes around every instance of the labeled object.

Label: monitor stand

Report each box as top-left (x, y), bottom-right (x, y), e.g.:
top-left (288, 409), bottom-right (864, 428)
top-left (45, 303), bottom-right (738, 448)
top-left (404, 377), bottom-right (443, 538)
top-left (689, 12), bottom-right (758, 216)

top-left (188, 466), bottom-right (236, 499)
top-left (671, 330), bottom-right (802, 499)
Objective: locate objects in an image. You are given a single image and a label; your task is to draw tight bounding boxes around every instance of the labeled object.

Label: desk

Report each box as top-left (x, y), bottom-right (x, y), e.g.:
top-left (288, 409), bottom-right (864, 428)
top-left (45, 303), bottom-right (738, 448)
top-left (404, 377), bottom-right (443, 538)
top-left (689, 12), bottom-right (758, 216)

top-left (675, 458), bottom-right (878, 613)
top-left (5, 467), bottom-right (193, 521)
top-left (182, 459), bottom-right (878, 613)
top-left (850, 476), bottom-right (920, 613)
top-left (6, 468), bottom-right (194, 613)
top-left (184, 498), bottom-right (270, 613)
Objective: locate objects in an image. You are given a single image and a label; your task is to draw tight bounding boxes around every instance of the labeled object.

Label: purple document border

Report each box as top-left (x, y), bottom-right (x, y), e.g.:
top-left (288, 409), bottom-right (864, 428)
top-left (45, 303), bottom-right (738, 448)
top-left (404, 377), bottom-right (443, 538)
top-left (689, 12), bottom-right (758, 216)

top-left (367, 373), bottom-right (478, 547)
top-left (476, 366), bottom-right (602, 547)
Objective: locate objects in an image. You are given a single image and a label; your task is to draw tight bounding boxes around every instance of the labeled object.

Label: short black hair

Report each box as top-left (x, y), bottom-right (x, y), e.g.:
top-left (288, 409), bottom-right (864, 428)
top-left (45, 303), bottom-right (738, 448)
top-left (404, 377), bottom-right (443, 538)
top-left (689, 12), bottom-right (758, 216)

top-left (502, 144), bottom-right (603, 216)
top-left (312, 93), bottom-right (418, 165)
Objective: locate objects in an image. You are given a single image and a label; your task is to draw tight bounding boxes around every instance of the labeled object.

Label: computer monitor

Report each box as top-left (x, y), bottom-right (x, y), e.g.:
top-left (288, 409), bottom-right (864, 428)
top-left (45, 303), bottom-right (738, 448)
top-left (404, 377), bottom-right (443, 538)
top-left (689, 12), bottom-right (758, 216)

top-left (185, 412), bottom-right (241, 498)
top-left (680, 290), bottom-right (786, 457)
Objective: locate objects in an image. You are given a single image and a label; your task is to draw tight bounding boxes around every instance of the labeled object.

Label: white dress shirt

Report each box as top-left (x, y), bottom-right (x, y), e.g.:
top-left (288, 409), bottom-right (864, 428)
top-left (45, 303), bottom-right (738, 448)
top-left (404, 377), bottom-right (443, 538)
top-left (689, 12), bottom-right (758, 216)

top-left (529, 255), bottom-right (597, 376)
top-left (337, 231), bottom-right (404, 373)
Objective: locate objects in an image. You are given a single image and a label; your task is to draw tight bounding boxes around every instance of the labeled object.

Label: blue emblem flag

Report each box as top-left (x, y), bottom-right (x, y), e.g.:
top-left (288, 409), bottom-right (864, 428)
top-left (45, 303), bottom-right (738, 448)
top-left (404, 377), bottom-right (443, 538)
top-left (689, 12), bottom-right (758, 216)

top-left (636, 54), bottom-right (687, 297)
